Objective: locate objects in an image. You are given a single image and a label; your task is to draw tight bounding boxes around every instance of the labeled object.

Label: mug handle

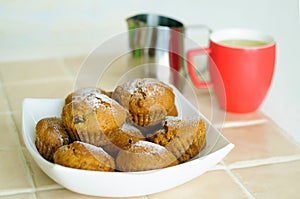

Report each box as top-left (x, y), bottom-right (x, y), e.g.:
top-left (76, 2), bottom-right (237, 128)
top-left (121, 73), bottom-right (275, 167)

top-left (186, 48), bottom-right (213, 88)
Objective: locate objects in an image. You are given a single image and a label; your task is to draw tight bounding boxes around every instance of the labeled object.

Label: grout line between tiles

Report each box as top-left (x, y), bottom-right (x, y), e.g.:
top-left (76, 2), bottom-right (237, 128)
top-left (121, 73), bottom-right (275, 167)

top-left (221, 162), bottom-right (256, 199)
top-left (220, 118), bottom-right (268, 129)
top-left (0, 78), bottom-right (38, 196)
top-left (34, 185), bottom-right (64, 193)
top-left (0, 188), bottom-right (34, 197)
top-left (10, 119), bottom-right (37, 195)
top-left (227, 154), bottom-right (300, 169)
top-left (265, 114), bottom-right (300, 148)
top-left (32, 192), bottom-right (38, 199)
top-left (0, 79), bottom-right (11, 112)
top-left (208, 163), bottom-right (227, 171)
top-left (0, 185), bottom-right (64, 197)
top-left (19, 149), bottom-right (37, 195)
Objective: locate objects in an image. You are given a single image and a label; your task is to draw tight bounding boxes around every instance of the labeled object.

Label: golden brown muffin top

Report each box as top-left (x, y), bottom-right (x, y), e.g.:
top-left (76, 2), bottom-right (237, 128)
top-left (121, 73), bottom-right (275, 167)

top-left (35, 117), bottom-right (70, 162)
top-left (112, 78), bottom-right (175, 108)
top-left (36, 117), bottom-right (70, 146)
top-left (107, 123), bottom-right (145, 148)
top-left (63, 91), bottom-right (128, 134)
top-left (147, 116), bottom-right (206, 162)
top-left (53, 141), bottom-right (115, 172)
top-left (65, 87), bottom-right (112, 105)
top-left (116, 140), bottom-right (178, 172)
top-left (112, 78), bottom-right (177, 126)
top-left (148, 116), bottom-right (203, 143)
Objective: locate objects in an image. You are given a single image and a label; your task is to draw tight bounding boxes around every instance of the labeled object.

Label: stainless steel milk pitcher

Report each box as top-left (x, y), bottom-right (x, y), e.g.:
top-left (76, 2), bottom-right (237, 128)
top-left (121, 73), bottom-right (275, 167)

top-left (126, 14), bottom-right (186, 89)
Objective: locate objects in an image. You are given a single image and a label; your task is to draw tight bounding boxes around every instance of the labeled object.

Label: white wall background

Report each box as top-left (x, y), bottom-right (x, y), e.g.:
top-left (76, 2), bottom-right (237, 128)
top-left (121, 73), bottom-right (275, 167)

top-left (1, 0), bottom-right (300, 143)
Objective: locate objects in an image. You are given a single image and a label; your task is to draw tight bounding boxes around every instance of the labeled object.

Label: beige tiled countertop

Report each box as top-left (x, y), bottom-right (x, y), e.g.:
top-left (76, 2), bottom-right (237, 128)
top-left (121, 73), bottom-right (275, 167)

top-left (1, 56), bottom-right (300, 199)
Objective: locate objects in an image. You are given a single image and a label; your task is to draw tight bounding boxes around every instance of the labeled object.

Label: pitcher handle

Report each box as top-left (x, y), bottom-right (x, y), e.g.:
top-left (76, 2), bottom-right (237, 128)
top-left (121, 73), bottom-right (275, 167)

top-left (187, 48), bottom-right (213, 88)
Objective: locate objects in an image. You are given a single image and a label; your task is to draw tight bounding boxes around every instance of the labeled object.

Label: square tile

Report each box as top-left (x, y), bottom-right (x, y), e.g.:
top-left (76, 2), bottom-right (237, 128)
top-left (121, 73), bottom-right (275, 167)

top-left (0, 150), bottom-right (32, 192)
top-left (72, 54), bottom-right (132, 92)
top-left (0, 115), bottom-right (20, 148)
top-left (0, 193), bottom-right (35, 199)
top-left (232, 160), bottom-right (300, 198)
top-left (3, 80), bottom-right (74, 112)
top-left (23, 149), bottom-right (59, 189)
top-left (223, 111), bottom-right (267, 128)
top-left (36, 189), bottom-right (142, 199)
top-left (222, 121), bottom-right (300, 165)
top-left (148, 170), bottom-right (248, 199)
top-left (0, 59), bottom-right (67, 84)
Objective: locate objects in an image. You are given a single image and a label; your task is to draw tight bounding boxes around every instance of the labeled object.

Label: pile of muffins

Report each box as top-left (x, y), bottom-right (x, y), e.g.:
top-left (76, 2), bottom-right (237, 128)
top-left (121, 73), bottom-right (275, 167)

top-left (35, 78), bottom-right (206, 172)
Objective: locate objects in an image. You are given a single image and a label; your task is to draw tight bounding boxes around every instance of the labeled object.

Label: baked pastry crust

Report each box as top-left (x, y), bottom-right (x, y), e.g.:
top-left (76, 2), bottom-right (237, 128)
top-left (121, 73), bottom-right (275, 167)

top-left (35, 117), bottom-right (70, 162)
top-left (35, 80), bottom-right (207, 172)
top-left (147, 116), bottom-right (206, 163)
top-left (112, 78), bottom-right (177, 127)
top-left (61, 89), bottom-right (127, 146)
top-left (65, 87), bottom-right (112, 105)
top-left (102, 123), bottom-right (145, 157)
top-left (116, 140), bottom-right (178, 172)
top-left (53, 141), bottom-right (115, 171)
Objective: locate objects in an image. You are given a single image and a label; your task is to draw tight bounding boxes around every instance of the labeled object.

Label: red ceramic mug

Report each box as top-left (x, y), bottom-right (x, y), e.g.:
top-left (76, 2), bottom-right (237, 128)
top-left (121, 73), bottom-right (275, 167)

top-left (187, 28), bottom-right (276, 113)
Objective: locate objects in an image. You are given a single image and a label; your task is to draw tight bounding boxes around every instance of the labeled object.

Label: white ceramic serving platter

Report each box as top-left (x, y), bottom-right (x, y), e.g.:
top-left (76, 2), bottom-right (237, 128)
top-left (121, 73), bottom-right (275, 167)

top-left (22, 88), bottom-right (234, 197)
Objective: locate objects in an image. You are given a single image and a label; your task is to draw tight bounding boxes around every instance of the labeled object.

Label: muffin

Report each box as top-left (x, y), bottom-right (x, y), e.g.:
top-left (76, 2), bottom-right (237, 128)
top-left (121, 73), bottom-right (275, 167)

top-left (65, 87), bottom-right (112, 105)
top-left (147, 116), bottom-right (206, 163)
top-left (133, 122), bottom-right (164, 137)
top-left (116, 140), bottom-right (178, 172)
top-left (112, 78), bottom-right (178, 127)
top-left (53, 141), bottom-right (115, 171)
top-left (102, 123), bottom-right (145, 157)
top-left (35, 117), bottom-right (70, 162)
top-left (62, 89), bottom-right (127, 146)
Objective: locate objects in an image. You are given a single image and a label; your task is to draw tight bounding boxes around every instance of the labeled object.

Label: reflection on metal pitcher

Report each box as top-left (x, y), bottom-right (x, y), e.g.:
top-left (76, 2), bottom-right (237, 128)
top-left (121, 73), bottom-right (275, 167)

top-left (126, 14), bottom-right (186, 89)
